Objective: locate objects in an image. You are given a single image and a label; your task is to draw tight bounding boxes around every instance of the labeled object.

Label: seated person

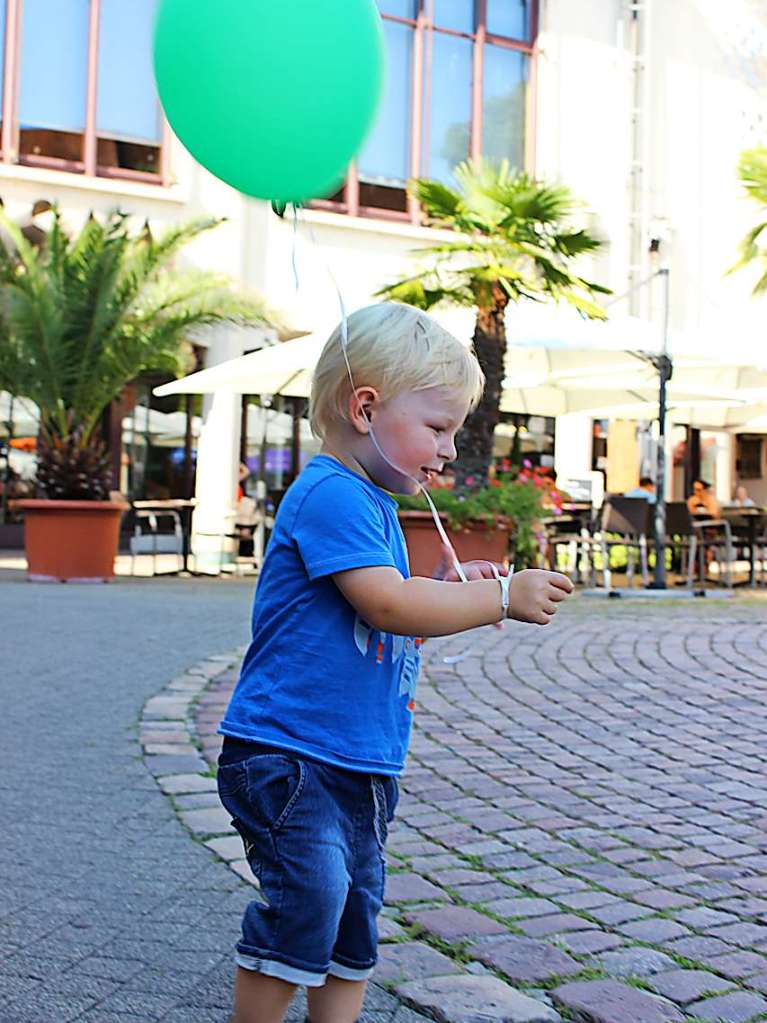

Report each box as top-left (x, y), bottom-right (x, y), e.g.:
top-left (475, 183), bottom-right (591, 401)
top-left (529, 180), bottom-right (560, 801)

top-left (729, 484), bottom-right (756, 508)
top-left (624, 476), bottom-right (656, 503)
top-left (687, 478), bottom-right (720, 518)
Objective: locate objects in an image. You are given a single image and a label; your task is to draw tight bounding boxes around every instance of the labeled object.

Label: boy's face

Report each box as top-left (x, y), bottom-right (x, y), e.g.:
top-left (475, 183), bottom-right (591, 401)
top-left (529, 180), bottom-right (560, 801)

top-left (366, 386), bottom-right (471, 495)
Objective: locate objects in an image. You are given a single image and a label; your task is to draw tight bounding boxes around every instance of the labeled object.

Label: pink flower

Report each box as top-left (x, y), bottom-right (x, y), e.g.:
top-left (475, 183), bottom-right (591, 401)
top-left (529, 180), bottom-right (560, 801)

top-left (465, 475), bottom-right (476, 487)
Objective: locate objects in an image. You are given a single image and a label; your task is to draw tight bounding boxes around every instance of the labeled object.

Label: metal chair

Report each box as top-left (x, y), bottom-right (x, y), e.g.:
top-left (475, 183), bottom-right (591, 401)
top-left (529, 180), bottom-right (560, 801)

top-left (594, 496), bottom-right (653, 590)
top-left (691, 517), bottom-right (734, 588)
top-left (546, 511), bottom-right (596, 583)
top-left (663, 502), bottom-right (734, 588)
top-left (130, 507), bottom-right (184, 576)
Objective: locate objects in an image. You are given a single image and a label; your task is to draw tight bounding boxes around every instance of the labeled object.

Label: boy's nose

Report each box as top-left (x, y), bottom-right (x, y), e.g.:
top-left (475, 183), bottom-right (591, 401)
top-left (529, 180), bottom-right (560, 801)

top-left (439, 437), bottom-right (458, 463)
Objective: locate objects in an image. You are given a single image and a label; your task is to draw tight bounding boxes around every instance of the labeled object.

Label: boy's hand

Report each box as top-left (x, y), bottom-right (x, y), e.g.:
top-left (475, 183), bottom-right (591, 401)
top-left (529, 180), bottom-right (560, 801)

top-left (508, 569), bottom-right (574, 625)
top-left (433, 543), bottom-right (510, 583)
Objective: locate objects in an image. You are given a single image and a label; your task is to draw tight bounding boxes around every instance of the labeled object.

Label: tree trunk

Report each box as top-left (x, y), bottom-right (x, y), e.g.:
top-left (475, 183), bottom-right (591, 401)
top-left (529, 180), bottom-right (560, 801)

top-left (453, 291), bottom-right (508, 489)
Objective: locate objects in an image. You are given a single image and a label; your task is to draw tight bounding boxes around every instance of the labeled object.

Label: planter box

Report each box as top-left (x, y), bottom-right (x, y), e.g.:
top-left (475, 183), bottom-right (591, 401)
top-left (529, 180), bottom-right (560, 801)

top-left (398, 509), bottom-right (511, 578)
top-left (15, 499), bottom-right (130, 582)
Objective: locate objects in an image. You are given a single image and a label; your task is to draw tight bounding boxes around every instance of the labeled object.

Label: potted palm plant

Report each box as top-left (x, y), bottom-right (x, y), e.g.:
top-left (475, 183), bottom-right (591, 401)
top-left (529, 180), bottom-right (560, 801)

top-left (379, 158), bottom-right (609, 487)
top-left (0, 206), bottom-right (275, 581)
top-left (378, 159), bottom-right (609, 571)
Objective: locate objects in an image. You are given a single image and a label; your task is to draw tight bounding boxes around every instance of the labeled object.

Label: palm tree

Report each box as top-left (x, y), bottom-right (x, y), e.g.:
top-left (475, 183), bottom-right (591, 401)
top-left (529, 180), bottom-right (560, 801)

top-left (0, 206), bottom-right (277, 498)
top-left (730, 147), bottom-right (767, 294)
top-left (378, 159), bottom-right (609, 487)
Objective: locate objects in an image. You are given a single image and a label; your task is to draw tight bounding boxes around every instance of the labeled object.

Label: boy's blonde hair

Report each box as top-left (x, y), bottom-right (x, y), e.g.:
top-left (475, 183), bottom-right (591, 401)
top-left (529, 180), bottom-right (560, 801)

top-left (310, 302), bottom-right (484, 439)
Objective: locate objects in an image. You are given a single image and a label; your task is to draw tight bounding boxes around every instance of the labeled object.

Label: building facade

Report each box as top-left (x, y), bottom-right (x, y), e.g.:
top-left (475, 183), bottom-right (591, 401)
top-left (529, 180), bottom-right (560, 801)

top-left (2, 0), bottom-right (766, 549)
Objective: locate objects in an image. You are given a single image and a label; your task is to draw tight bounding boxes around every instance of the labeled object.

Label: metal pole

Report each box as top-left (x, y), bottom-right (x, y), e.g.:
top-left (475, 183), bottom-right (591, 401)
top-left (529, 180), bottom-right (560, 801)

top-left (650, 267), bottom-right (671, 588)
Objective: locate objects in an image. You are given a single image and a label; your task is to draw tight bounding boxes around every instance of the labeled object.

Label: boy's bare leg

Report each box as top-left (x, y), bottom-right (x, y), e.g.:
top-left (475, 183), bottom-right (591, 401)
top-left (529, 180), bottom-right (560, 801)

top-left (232, 968), bottom-right (296, 1023)
top-left (306, 976), bottom-right (367, 1023)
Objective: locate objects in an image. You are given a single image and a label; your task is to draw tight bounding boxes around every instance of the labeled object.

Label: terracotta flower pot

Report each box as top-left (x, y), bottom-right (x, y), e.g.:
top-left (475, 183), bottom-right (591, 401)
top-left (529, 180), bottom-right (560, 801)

top-left (15, 499), bottom-right (129, 582)
top-left (398, 509), bottom-right (511, 578)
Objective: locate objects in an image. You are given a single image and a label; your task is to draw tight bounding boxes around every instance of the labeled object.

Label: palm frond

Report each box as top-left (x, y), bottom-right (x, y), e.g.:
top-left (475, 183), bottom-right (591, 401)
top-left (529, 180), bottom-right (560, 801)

top-left (0, 209), bottom-right (280, 442)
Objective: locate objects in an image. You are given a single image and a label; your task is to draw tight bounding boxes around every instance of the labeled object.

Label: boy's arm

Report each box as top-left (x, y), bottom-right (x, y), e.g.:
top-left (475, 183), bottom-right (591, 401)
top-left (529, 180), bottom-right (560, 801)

top-left (333, 566), bottom-right (573, 638)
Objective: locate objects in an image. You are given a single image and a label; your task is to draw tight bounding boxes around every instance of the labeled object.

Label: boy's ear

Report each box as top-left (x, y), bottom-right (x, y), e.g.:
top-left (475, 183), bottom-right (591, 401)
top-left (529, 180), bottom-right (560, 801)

top-left (348, 386), bottom-right (378, 434)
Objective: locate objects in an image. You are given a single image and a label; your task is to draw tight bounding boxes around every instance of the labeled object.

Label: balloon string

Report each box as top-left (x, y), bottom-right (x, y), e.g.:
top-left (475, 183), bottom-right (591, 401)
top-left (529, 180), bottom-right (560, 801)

top-left (295, 206), bottom-right (468, 584)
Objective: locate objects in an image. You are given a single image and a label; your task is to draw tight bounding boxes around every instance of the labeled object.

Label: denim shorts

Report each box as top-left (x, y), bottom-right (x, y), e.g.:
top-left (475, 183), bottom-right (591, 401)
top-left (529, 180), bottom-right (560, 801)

top-left (217, 737), bottom-right (399, 987)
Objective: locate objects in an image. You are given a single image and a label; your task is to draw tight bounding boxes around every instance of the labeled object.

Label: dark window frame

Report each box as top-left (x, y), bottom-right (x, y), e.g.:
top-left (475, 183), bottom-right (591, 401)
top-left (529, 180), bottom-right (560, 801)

top-left (0, 0), bottom-right (169, 185)
top-left (312, 0), bottom-right (539, 224)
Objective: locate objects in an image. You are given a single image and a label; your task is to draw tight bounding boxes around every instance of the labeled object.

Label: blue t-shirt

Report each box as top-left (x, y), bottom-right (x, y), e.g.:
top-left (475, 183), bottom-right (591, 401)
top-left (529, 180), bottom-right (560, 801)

top-left (219, 455), bottom-right (421, 776)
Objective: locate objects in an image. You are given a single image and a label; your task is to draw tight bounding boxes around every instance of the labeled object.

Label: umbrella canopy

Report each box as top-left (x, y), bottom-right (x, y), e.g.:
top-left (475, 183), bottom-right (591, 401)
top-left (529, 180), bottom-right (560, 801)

top-left (154, 302), bottom-right (767, 423)
top-left (154, 335), bottom-right (323, 400)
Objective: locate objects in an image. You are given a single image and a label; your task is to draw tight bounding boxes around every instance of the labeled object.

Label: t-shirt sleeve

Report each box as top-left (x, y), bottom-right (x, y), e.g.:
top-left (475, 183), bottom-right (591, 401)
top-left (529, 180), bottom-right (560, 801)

top-left (292, 475), bottom-right (398, 580)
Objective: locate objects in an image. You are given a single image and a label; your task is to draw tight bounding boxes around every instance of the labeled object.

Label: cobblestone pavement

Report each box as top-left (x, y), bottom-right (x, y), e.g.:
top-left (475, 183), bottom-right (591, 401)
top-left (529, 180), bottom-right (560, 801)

top-left (0, 577), bottom-right (426, 1023)
top-left (193, 597), bottom-right (767, 1023)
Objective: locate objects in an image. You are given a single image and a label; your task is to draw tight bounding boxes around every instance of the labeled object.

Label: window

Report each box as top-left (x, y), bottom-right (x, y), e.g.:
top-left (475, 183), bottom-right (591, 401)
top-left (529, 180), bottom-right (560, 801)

top-left (320, 0), bottom-right (537, 221)
top-left (2, 0), bottom-right (165, 182)
top-left (736, 435), bottom-right (764, 480)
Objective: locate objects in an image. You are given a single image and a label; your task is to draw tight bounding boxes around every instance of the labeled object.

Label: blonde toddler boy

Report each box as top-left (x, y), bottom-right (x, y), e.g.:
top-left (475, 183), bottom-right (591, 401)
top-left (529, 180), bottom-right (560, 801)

top-left (217, 303), bottom-right (573, 1023)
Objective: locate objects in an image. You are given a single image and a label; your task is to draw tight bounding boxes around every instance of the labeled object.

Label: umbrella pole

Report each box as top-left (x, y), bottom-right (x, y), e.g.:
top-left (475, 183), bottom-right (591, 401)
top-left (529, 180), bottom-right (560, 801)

top-left (649, 268), bottom-right (672, 589)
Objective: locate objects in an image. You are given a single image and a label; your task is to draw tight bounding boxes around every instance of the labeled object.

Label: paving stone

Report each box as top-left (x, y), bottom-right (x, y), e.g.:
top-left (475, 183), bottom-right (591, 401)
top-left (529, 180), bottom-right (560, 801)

top-left (552, 979), bottom-right (684, 1023)
top-left (558, 930), bottom-right (624, 955)
top-left (396, 974), bottom-right (561, 1023)
top-left (404, 906), bottom-right (507, 942)
top-left (597, 948), bottom-right (677, 978)
top-left (156, 773), bottom-right (218, 795)
top-left (385, 873), bottom-right (446, 904)
top-left (145, 753), bottom-right (208, 775)
top-left (674, 907), bottom-right (738, 930)
top-left (484, 897), bottom-right (560, 919)
top-left (650, 969), bottom-right (735, 1005)
top-left (203, 835), bottom-right (244, 861)
top-left (618, 917), bottom-right (690, 942)
top-left (557, 891), bottom-right (620, 911)
top-left (517, 913), bottom-right (597, 938)
top-left (467, 935), bottom-right (581, 984)
top-left (710, 921), bottom-right (767, 946)
top-left (633, 890), bottom-right (696, 911)
top-left (686, 990), bottom-right (767, 1022)
top-left (664, 935), bottom-right (734, 959)
top-left (378, 916), bottom-right (407, 941)
top-left (590, 902), bottom-right (655, 926)
top-left (702, 951), bottom-right (767, 979)
top-left (374, 942), bottom-right (463, 985)
top-left (178, 806), bottom-right (233, 835)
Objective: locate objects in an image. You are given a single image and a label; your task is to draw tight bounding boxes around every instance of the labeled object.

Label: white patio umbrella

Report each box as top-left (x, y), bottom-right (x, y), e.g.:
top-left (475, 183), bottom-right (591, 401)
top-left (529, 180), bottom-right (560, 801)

top-left (154, 330), bottom-right (765, 422)
top-left (154, 334), bottom-right (324, 400)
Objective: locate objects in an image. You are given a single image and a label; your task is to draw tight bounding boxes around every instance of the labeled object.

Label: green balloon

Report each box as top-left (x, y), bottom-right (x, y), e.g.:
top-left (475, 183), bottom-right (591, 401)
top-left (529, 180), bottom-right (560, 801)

top-left (154, 0), bottom-right (384, 203)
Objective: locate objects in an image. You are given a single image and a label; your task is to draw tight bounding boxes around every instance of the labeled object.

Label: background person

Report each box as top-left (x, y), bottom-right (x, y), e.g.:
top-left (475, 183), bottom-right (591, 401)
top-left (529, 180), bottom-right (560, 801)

top-left (729, 484), bottom-right (756, 508)
top-left (687, 478), bottom-right (720, 518)
top-left (624, 476), bottom-right (656, 502)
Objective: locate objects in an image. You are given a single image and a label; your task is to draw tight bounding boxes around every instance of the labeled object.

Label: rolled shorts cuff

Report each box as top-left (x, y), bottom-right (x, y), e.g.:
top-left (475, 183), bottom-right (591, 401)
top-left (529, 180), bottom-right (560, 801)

top-left (235, 951), bottom-right (327, 988)
top-left (328, 958), bottom-right (376, 981)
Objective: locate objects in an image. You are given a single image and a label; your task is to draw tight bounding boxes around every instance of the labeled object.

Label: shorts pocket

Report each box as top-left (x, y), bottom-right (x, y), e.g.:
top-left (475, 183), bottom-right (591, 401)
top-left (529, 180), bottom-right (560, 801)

top-left (244, 753), bottom-right (307, 831)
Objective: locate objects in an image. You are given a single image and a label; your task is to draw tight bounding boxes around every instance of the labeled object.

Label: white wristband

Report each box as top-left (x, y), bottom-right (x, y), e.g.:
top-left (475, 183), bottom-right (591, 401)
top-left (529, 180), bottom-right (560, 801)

top-left (491, 564), bottom-right (514, 619)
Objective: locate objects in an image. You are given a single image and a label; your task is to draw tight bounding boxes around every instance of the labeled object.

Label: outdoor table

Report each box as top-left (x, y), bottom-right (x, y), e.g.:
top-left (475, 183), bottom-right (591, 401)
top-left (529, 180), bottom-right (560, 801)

top-left (721, 507), bottom-right (766, 587)
top-left (132, 499), bottom-right (196, 575)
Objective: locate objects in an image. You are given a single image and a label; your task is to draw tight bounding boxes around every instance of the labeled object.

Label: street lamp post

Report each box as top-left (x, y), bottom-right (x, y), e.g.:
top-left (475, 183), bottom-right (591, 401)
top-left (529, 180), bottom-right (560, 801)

top-left (647, 268), bottom-right (672, 588)
top-left (609, 265), bottom-right (673, 589)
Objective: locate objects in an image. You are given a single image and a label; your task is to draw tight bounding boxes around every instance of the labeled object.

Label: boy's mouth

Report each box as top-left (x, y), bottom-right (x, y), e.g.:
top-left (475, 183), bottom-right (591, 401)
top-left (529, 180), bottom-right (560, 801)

top-left (420, 466), bottom-right (441, 484)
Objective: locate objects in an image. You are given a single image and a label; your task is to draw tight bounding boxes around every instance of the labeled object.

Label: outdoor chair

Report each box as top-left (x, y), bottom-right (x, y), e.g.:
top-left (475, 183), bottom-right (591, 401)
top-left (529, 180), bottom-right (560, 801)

top-left (593, 496), bottom-right (653, 590)
top-left (545, 510), bottom-right (596, 583)
top-left (690, 516), bottom-right (734, 588)
top-left (757, 521), bottom-right (767, 587)
top-left (663, 502), bottom-right (734, 588)
top-left (130, 507), bottom-right (184, 577)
